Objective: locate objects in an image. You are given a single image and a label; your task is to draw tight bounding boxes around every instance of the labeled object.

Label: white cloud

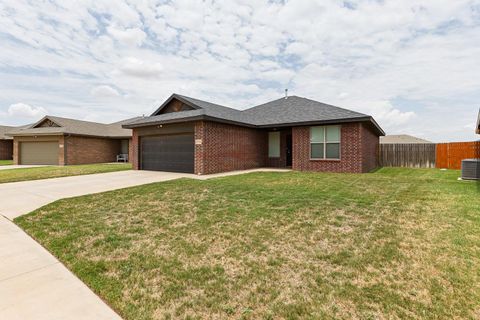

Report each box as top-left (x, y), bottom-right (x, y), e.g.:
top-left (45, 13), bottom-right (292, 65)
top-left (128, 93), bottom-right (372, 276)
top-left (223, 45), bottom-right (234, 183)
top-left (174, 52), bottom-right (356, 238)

top-left (361, 100), bottom-right (417, 129)
top-left (90, 85), bottom-right (120, 98)
top-left (107, 26), bottom-right (146, 47)
top-left (0, 0), bottom-right (479, 141)
top-left (285, 42), bottom-right (311, 56)
top-left (117, 57), bottom-right (163, 78)
top-left (8, 103), bottom-right (47, 118)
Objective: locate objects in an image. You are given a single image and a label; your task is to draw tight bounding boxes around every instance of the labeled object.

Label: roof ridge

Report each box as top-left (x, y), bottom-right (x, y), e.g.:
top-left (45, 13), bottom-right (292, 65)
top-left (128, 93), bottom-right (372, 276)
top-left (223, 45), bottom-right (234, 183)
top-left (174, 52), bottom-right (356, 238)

top-left (175, 94), bottom-right (240, 112)
top-left (47, 115), bottom-right (112, 126)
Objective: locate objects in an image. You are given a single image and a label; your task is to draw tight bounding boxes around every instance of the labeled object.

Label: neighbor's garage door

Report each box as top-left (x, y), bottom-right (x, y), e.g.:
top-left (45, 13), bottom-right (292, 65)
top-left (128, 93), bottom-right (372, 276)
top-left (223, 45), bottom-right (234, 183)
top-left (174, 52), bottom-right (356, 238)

top-left (20, 141), bottom-right (59, 165)
top-left (141, 134), bottom-right (194, 173)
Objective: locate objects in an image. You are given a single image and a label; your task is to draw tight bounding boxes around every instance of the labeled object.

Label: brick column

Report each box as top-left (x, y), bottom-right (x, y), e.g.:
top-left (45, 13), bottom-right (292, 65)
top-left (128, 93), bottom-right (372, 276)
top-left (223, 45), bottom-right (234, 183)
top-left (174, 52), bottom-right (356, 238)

top-left (59, 136), bottom-right (65, 165)
top-left (13, 138), bottom-right (19, 165)
top-left (130, 131), bottom-right (139, 169)
top-left (194, 121), bottom-right (205, 175)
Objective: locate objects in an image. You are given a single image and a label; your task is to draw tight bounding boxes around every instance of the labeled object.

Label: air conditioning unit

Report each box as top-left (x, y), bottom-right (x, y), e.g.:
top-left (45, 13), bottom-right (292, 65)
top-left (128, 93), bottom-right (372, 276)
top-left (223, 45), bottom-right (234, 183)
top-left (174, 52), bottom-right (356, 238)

top-left (461, 159), bottom-right (480, 180)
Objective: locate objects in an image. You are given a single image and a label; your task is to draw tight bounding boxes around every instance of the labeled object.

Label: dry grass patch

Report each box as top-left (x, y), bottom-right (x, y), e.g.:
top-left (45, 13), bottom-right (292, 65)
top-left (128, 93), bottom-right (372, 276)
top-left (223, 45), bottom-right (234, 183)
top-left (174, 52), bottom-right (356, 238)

top-left (16, 168), bottom-right (480, 319)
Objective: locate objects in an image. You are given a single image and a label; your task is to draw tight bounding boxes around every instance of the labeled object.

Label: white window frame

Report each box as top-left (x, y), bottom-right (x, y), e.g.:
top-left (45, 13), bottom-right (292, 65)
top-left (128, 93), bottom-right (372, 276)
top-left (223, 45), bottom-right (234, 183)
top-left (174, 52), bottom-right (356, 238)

top-left (268, 131), bottom-right (280, 158)
top-left (310, 125), bottom-right (341, 160)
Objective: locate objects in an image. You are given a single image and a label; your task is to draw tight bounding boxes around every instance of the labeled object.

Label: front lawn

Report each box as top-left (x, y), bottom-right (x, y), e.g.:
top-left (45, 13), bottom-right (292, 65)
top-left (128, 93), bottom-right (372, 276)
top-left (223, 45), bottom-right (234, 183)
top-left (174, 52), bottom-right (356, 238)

top-left (0, 159), bottom-right (13, 166)
top-left (0, 163), bottom-right (131, 183)
top-left (16, 168), bottom-right (480, 319)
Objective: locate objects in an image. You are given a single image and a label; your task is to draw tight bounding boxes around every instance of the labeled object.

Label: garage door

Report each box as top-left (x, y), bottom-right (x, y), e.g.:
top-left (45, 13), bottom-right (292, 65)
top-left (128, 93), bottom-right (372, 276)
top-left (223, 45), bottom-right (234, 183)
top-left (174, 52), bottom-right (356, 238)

top-left (141, 134), bottom-right (194, 173)
top-left (20, 141), bottom-right (59, 165)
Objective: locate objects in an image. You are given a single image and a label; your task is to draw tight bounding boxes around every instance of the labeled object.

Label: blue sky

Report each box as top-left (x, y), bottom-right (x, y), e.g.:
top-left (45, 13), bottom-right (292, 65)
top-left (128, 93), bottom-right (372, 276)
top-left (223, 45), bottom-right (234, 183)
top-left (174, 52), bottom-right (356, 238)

top-left (1, 0), bottom-right (479, 142)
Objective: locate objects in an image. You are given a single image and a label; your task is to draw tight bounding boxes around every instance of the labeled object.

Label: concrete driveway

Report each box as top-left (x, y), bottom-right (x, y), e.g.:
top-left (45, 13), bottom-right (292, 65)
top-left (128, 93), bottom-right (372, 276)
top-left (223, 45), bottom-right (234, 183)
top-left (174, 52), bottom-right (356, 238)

top-left (0, 168), bottom-right (289, 320)
top-left (0, 165), bottom-right (48, 170)
top-left (0, 170), bottom-right (194, 320)
top-left (0, 170), bottom-right (195, 220)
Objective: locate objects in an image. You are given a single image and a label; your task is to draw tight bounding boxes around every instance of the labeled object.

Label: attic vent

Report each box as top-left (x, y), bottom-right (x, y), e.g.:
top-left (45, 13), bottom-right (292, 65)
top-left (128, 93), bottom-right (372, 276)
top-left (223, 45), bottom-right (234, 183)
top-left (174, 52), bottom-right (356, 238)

top-left (461, 159), bottom-right (480, 180)
top-left (37, 119), bottom-right (59, 128)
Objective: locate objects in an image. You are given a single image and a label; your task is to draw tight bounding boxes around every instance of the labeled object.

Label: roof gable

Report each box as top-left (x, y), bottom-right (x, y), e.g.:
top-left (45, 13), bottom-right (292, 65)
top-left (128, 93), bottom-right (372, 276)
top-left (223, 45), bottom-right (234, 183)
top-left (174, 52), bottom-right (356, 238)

top-left (34, 118), bottom-right (61, 128)
top-left (29, 116), bottom-right (63, 129)
top-left (157, 98), bottom-right (196, 115)
top-left (151, 94), bottom-right (201, 116)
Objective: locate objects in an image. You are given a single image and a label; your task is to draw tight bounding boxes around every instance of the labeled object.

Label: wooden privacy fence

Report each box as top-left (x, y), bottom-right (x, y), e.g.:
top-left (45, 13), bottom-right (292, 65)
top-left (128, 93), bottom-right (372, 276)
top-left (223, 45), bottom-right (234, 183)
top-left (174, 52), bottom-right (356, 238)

top-left (436, 141), bottom-right (480, 169)
top-left (379, 143), bottom-right (436, 168)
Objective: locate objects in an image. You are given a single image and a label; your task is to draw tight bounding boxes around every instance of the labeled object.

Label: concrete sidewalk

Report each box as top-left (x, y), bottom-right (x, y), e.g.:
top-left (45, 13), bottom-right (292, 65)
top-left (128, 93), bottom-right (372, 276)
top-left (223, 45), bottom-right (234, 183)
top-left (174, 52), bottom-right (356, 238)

top-left (0, 168), bottom-right (289, 319)
top-left (0, 216), bottom-right (122, 320)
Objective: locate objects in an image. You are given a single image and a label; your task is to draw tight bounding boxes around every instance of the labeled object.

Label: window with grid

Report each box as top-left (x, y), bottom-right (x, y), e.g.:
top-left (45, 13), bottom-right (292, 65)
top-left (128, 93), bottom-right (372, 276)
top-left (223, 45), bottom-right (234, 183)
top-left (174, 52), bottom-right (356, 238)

top-left (310, 125), bottom-right (340, 159)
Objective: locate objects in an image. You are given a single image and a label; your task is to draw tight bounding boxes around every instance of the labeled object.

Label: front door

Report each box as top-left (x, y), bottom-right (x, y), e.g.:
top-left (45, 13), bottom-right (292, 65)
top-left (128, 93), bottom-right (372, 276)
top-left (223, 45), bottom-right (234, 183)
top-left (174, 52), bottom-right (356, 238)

top-left (286, 134), bottom-right (292, 167)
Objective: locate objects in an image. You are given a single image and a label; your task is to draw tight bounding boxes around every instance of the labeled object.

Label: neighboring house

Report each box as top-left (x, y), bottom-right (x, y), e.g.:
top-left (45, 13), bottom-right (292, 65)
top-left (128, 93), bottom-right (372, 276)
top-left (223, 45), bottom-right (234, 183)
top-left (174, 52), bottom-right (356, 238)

top-left (7, 116), bottom-right (137, 165)
top-left (380, 134), bottom-right (433, 144)
top-left (0, 125), bottom-right (14, 160)
top-left (123, 93), bottom-right (385, 174)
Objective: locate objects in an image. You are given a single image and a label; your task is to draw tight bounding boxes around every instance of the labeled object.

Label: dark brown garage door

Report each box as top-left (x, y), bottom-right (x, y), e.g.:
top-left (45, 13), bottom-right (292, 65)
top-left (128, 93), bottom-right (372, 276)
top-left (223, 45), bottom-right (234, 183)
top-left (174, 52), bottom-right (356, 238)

top-left (141, 134), bottom-right (194, 173)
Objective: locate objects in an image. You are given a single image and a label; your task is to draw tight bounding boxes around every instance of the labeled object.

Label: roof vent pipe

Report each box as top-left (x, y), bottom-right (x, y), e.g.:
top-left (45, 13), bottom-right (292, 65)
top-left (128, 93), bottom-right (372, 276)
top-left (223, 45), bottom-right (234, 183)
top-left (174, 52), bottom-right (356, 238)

top-left (285, 88), bottom-right (288, 99)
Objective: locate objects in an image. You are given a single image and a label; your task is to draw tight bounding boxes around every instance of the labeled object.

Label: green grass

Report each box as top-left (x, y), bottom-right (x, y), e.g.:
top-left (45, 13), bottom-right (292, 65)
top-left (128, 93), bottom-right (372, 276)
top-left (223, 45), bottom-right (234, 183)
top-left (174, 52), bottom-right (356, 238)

top-left (15, 168), bottom-right (480, 319)
top-left (0, 163), bottom-right (131, 183)
top-left (0, 159), bottom-right (13, 166)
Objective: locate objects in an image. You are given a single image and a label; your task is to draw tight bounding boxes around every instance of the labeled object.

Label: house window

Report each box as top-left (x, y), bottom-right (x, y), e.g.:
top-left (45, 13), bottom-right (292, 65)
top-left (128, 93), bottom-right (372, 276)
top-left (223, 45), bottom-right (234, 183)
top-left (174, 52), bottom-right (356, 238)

top-left (310, 125), bottom-right (340, 159)
top-left (268, 131), bottom-right (280, 157)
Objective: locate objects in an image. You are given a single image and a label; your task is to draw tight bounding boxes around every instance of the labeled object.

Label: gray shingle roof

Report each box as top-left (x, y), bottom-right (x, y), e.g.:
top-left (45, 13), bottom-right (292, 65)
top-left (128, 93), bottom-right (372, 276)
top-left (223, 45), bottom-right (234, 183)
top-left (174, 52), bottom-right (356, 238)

top-left (0, 125), bottom-right (15, 140)
top-left (7, 115), bottom-right (134, 138)
top-left (243, 96), bottom-right (369, 126)
top-left (123, 93), bottom-right (385, 135)
top-left (380, 135), bottom-right (433, 144)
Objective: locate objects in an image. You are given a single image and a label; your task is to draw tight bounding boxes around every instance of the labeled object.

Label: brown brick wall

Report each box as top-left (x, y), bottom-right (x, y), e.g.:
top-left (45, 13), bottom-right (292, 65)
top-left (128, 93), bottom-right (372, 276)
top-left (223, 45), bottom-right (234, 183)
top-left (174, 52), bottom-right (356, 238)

top-left (293, 123), bottom-right (366, 173)
top-left (0, 140), bottom-right (13, 160)
top-left (361, 123), bottom-right (379, 172)
top-left (130, 120), bottom-right (379, 174)
top-left (65, 136), bottom-right (121, 165)
top-left (195, 121), bottom-right (267, 174)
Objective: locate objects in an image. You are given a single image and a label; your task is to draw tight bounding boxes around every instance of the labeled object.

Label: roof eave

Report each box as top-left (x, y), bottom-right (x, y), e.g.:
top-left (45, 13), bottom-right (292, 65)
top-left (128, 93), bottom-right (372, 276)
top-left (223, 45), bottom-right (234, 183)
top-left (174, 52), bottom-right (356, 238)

top-left (122, 115), bottom-right (205, 128)
top-left (7, 132), bottom-right (65, 137)
top-left (258, 116), bottom-right (385, 135)
top-left (64, 133), bottom-right (132, 139)
top-left (123, 115), bottom-right (385, 135)
top-left (7, 131), bottom-right (131, 139)
top-left (123, 114), bottom-right (256, 129)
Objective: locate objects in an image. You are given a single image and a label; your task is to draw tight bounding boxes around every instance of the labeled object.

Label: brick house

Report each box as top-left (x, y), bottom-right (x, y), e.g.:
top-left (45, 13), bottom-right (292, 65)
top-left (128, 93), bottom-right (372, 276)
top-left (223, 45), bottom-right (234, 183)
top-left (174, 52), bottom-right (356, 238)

top-left (123, 94), bottom-right (385, 174)
top-left (0, 125), bottom-right (14, 160)
top-left (7, 116), bottom-right (137, 165)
